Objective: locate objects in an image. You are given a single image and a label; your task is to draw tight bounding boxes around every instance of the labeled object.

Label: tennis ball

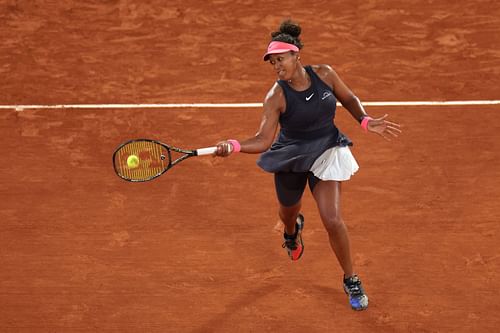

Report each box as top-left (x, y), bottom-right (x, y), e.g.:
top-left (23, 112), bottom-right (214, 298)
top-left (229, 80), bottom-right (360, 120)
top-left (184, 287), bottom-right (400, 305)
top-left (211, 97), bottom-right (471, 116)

top-left (127, 155), bottom-right (140, 169)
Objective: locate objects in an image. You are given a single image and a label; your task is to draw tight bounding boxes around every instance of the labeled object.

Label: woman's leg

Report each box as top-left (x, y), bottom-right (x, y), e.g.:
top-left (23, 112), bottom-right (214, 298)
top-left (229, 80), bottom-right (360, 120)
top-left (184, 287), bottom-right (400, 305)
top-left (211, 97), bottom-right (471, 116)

top-left (279, 202), bottom-right (302, 235)
top-left (310, 175), bottom-right (368, 310)
top-left (274, 172), bottom-right (308, 260)
top-left (310, 180), bottom-right (354, 277)
top-left (274, 172), bottom-right (308, 234)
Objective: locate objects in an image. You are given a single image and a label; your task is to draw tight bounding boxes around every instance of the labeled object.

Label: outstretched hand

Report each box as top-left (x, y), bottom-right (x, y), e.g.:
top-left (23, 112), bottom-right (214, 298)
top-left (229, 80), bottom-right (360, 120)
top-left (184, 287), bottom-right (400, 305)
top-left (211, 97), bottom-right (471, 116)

top-left (367, 114), bottom-right (402, 141)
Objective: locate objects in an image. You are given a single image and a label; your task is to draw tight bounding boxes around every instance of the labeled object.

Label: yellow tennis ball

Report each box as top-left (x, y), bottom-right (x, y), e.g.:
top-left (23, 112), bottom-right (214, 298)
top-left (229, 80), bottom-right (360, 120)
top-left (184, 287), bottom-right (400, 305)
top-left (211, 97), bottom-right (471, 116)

top-left (127, 155), bottom-right (140, 169)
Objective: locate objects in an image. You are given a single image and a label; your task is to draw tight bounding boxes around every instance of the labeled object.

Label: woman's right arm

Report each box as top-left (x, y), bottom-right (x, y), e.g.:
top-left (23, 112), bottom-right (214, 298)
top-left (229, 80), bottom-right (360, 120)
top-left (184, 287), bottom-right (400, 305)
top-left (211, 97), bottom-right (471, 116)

top-left (215, 83), bottom-right (284, 156)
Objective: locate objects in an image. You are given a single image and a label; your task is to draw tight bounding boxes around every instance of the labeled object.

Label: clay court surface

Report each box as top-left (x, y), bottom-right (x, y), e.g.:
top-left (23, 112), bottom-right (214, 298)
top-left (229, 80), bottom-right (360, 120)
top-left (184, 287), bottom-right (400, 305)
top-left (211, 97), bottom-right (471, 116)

top-left (1, 1), bottom-right (500, 332)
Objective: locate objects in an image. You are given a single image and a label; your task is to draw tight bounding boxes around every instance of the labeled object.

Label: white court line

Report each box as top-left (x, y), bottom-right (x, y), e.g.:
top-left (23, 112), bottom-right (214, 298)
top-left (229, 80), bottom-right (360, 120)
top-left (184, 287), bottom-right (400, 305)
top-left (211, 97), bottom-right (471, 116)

top-left (1, 100), bottom-right (500, 111)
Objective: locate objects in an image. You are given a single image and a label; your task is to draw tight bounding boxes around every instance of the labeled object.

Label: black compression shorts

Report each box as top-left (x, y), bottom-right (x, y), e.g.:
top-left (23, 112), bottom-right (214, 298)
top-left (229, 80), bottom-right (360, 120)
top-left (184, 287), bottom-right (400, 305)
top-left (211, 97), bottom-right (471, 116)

top-left (274, 171), bottom-right (320, 207)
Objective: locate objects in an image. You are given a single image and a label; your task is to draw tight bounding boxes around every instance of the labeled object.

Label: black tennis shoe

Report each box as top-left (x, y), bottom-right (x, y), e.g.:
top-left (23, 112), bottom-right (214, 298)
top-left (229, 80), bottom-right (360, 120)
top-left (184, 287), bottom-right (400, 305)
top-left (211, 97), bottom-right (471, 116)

top-left (282, 213), bottom-right (305, 261)
top-left (343, 274), bottom-right (369, 311)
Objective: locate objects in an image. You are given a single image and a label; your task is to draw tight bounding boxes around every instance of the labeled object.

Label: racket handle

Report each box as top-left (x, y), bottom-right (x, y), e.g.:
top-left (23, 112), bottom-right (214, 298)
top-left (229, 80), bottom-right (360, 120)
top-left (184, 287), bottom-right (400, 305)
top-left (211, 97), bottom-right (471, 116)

top-left (196, 147), bottom-right (217, 156)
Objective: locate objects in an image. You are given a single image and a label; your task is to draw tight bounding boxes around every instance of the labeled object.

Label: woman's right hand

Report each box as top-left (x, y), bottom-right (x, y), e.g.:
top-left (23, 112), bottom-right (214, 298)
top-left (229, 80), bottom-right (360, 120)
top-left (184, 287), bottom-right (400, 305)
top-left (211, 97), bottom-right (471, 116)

top-left (215, 141), bottom-right (234, 157)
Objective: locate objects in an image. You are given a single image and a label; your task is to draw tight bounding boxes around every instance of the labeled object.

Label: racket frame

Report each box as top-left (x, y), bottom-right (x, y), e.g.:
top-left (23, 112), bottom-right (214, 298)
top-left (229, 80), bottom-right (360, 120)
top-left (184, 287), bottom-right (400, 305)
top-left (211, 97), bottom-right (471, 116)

top-left (112, 139), bottom-right (216, 182)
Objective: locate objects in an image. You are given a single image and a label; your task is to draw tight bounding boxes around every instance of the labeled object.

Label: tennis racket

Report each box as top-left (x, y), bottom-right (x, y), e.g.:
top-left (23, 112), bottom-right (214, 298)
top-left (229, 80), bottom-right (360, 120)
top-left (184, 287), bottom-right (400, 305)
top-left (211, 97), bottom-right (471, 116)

top-left (113, 139), bottom-right (217, 182)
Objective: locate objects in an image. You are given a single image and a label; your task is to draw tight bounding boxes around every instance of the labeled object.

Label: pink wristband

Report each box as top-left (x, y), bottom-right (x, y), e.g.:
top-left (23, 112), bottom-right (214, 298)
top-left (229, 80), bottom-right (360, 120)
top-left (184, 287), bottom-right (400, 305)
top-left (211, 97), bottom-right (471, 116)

top-left (361, 116), bottom-right (373, 132)
top-left (227, 139), bottom-right (241, 153)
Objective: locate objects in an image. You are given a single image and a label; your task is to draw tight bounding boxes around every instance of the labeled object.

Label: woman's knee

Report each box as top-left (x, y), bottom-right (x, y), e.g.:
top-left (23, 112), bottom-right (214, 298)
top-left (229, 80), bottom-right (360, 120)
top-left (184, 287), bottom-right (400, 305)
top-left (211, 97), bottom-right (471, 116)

top-left (322, 214), bottom-right (345, 234)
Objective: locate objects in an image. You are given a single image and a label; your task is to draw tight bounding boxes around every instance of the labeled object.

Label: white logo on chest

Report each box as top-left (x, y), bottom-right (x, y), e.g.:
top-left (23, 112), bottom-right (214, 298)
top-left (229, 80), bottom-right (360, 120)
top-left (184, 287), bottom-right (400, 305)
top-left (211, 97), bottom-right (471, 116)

top-left (322, 92), bottom-right (333, 100)
top-left (306, 93), bottom-right (314, 101)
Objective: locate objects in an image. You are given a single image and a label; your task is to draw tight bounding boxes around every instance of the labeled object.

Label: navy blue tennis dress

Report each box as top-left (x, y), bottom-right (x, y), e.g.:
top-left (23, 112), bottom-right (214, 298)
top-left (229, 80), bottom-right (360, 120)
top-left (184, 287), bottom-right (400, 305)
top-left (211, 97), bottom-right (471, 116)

top-left (257, 65), bottom-right (352, 173)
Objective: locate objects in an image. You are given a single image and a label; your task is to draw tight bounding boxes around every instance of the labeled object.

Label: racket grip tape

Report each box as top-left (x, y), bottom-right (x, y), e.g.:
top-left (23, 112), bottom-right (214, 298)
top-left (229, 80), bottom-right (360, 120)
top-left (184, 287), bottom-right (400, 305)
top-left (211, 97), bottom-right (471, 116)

top-left (196, 147), bottom-right (218, 156)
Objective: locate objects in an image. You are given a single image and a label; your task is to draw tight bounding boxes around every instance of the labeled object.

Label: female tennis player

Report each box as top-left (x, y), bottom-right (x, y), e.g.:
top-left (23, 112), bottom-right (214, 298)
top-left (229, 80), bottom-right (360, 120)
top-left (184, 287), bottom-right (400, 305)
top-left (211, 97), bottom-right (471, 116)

top-left (215, 19), bottom-right (401, 311)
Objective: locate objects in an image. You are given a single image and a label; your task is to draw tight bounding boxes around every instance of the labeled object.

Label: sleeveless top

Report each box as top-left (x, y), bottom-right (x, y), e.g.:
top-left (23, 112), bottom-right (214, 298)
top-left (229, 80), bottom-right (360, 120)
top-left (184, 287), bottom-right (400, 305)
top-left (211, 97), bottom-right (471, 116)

top-left (256, 65), bottom-right (352, 173)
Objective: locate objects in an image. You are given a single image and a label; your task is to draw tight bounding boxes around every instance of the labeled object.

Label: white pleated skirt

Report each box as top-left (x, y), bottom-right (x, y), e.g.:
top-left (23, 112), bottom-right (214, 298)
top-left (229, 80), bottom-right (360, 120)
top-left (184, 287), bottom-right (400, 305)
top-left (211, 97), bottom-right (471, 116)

top-left (310, 146), bottom-right (359, 181)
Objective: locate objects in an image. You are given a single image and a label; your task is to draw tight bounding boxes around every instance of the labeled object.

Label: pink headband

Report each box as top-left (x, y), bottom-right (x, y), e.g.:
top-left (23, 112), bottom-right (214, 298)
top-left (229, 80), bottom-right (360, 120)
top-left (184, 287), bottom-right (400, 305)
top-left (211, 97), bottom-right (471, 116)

top-left (263, 41), bottom-right (299, 61)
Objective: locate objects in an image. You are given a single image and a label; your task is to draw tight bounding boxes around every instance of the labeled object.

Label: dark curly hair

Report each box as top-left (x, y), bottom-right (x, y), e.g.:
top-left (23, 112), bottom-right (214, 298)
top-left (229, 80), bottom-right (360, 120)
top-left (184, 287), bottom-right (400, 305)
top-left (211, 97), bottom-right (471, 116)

top-left (270, 19), bottom-right (303, 49)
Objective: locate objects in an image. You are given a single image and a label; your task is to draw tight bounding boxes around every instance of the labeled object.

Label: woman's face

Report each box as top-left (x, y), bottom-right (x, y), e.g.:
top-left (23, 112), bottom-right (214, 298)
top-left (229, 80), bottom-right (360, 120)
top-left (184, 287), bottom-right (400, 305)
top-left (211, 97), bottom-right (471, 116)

top-left (268, 52), bottom-right (299, 81)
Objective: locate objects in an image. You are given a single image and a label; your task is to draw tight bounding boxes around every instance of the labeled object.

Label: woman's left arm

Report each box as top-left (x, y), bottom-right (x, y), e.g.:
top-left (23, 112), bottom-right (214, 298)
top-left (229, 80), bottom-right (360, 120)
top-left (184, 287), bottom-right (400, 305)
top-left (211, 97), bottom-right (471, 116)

top-left (316, 64), bottom-right (402, 140)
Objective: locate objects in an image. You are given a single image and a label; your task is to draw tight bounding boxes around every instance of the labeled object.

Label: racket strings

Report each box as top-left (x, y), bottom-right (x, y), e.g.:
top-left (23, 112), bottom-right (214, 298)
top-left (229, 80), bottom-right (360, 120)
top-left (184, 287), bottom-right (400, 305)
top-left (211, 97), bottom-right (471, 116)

top-left (114, 141), bottom-right (169, 181)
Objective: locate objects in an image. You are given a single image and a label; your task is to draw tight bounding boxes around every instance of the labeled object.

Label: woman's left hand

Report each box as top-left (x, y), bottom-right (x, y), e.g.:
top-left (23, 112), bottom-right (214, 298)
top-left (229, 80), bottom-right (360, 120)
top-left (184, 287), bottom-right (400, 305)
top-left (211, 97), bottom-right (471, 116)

top-left (368, 114), bottom-right (402, 141)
